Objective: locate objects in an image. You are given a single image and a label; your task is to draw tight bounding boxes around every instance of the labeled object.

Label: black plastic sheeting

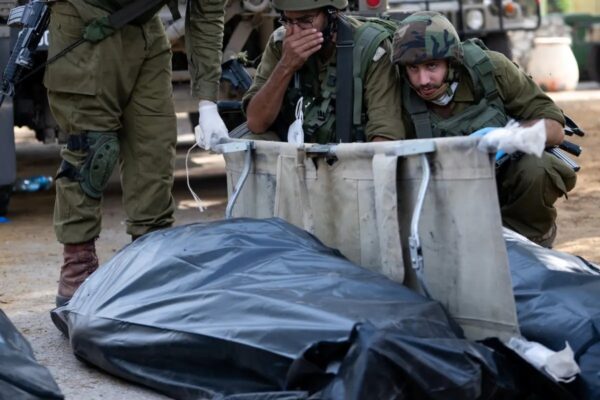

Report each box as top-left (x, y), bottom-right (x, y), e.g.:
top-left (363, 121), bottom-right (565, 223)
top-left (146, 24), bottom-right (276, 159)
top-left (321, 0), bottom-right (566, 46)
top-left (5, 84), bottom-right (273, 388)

top-left (51, 218), bottom-right (569, 400)
top-left (0, 309), bottom-right (63, 399)
top-left (506, 229), bottom-right (600, 400)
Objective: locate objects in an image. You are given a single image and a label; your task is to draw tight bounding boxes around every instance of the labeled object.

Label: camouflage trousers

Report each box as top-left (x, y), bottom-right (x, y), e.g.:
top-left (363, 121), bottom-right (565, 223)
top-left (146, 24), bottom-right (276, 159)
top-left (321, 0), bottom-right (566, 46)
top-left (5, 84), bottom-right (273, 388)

top-left (497, 152), bottom-right (577, 247)
top-left (45, 0), bottom-right (177, 244)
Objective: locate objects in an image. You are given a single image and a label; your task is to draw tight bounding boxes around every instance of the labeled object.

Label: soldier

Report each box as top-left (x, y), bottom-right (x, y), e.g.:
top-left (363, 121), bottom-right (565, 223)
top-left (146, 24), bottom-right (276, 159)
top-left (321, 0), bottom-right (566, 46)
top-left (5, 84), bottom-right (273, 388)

top-left (243, 0), bottom-right (404, 143)
top-left (392, 11), bottom-right (576, 247)
top-left (45, 0), bottom-right (227, 307)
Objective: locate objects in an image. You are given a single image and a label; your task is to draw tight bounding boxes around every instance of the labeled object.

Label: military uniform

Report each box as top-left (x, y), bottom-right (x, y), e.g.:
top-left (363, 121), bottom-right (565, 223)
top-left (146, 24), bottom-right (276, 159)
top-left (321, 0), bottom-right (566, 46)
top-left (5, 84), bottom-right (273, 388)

top-left (401, 51), bottom-right (565, 138)
top-left (45, 0), bottom-right (174, 243)
top-left (45, 0), bottom-right (225, 306)
top-left (185, 0), bottom-right (225, 102)
top-left (403, 50), bottom-right (576, 244)
top-left (393, 11), bottom-right (576, 246)
top-left (45, 0), bottom-right (224, 243)
top-left (242, 16), bottom-right (405, 143)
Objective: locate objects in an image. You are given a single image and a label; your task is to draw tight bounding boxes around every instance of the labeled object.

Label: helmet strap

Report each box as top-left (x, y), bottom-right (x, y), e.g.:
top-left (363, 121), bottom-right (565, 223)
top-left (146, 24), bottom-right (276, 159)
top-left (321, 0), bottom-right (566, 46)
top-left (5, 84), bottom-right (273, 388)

top-left (430, 81), bottom-right (458, 106)
top-left (322, 7), bottom-right (338, 41)
top-left (407, 76), bottom-right (458, 105)
top-left (446, 60), bottom-right (461, 82)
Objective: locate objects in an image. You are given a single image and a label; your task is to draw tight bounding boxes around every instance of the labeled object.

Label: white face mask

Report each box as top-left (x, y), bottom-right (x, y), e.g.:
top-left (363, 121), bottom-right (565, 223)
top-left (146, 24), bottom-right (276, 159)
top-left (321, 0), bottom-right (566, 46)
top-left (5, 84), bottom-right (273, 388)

top-left (430, 81), bottom-right (458, 106)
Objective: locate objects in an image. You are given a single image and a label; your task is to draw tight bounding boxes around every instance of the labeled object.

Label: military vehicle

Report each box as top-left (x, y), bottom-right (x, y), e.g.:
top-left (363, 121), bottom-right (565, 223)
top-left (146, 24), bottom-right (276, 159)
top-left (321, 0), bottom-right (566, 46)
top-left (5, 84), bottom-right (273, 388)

top-left (386, 0), bottom-right (541, 58)
top-left (564, 13), bottom-right (600, 83)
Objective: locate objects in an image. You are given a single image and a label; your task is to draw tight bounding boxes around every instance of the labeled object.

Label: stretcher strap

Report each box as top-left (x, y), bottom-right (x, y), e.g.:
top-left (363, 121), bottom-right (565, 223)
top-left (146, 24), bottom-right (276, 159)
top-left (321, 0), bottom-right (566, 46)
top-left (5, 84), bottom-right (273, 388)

top-left (372, 154), bottom-right (405, 283)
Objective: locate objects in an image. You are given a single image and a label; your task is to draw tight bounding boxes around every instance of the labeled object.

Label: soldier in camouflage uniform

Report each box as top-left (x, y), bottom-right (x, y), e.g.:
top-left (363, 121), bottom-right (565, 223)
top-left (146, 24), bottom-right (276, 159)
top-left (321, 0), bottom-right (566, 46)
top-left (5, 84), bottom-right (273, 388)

top-left (45, 0), bottom-right (227, 307)
top-left (392, 11), bottom-right (576, 247)
top-left (243, 0), bottom-right (404, 143)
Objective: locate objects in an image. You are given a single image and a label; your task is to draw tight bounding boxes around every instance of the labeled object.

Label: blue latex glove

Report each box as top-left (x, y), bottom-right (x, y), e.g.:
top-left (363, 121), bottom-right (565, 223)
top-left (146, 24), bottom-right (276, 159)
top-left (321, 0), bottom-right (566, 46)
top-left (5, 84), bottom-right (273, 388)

top-left (470, 127), bottom-right (506, 161)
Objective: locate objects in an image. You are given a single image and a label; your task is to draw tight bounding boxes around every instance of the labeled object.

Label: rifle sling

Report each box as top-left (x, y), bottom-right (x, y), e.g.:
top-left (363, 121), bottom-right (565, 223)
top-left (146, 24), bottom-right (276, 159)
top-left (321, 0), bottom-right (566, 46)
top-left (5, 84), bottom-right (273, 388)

top-left (335, 17), bottom-right (353, 143)
top-left (13, 0), bottom-right (178, 87)
top-left (107, 0), bottom-right (179, 31)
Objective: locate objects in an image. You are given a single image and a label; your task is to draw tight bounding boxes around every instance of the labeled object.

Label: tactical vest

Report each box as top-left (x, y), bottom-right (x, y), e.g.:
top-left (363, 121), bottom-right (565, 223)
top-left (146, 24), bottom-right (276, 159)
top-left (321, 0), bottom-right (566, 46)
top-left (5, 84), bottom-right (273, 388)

top-left (403, 39), bottom-right (509, 139)
top-left (279, 17), bottom-right (396, 144)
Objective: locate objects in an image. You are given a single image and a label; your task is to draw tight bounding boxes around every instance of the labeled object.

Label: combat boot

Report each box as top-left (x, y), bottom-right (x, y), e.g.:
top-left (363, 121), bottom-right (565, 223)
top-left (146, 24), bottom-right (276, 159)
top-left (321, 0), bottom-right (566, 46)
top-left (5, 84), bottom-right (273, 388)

top-left (56, 239), bottom-right (99, 307)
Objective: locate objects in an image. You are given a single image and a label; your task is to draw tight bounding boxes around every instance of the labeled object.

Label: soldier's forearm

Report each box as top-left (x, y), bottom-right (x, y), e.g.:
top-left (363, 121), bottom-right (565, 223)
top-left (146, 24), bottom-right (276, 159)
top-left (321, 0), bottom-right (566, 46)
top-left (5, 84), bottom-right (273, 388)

top-left (185, 0), bottom-right (225, 101)
top-left (520, 118), bottom-right (564, 147)
top-left (246, 62), bottom-right (295, 133)
top-left (544, 119), bottom-right (565, 146)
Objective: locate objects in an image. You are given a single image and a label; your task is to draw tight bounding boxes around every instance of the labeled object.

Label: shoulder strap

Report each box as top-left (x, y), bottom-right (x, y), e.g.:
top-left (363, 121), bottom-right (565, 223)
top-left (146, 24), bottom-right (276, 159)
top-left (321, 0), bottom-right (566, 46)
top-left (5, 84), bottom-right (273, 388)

top-left (355, 19), bottom-right (395, 82)
top-left (335, 16), bottom-right (354, 143)
top-left (336, 17), bottom-right (396, 142)
top-left (402, 79), bottom-right (434, 138)
top-left (462, 39), bottom-right (498, 103)
top-left (166, 0), bottom-right (181, 20)
top-left (350, 18), bottom-right (396, 140)
top-left (84, 0), bottom-right (178, 42)
top-left (110, 0), bottom-right (179, 27)
top-left (353, 21), bottom-right (390, 127)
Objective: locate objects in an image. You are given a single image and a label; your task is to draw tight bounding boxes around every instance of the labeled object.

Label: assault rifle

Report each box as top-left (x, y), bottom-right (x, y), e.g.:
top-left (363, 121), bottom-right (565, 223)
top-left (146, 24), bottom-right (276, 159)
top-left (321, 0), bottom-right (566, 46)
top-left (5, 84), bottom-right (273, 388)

top-left (217, 58), bottom-right (253, 113)
top-left (475, 116), bottom-right (585, 172)
top-left (220, 58), bottom-right (252, 93)
top-left (0, 0), bottom-right (50, 107)
top-left (546, 115), bottom-right (584, 172)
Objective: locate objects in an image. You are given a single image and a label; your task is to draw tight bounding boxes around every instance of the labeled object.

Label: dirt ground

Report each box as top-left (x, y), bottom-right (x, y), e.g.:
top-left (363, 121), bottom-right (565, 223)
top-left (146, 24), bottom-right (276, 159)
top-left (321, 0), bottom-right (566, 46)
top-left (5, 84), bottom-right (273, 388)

top-left (549, 89), bottom-right (600, 260)
top-left (1, 119), bottom-right (228, 399)
top-left (0, 90), bottom-right (599, 399)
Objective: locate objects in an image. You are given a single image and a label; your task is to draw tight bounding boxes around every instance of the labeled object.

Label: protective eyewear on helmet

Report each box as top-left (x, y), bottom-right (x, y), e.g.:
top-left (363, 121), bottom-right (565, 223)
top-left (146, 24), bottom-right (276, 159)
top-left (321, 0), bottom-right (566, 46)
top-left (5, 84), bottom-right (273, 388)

top-left (278, 13), bottom-right (320, 29)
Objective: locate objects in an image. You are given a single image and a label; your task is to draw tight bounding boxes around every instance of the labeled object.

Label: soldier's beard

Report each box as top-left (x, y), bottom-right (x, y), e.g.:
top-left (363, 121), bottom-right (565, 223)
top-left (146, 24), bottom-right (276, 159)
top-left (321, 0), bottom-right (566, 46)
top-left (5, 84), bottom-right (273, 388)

top-left (414, 81), bottom-right (459, 106)
top-left (416, 82), bottom-right (449, 101)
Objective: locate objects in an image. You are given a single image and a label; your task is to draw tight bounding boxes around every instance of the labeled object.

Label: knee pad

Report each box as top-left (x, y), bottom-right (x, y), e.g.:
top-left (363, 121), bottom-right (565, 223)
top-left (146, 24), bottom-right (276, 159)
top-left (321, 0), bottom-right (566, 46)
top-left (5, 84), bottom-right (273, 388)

top-left (79, 132), bottom-right (120, 199)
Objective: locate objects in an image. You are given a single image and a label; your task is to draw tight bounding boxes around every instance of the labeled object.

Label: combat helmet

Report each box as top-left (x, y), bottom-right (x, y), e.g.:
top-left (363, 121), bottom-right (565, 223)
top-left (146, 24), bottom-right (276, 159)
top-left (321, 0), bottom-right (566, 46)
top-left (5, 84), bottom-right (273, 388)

top-left (392, 11), bottom-right (463, 66)
top-left (271, 0), bottom-right (348, 11)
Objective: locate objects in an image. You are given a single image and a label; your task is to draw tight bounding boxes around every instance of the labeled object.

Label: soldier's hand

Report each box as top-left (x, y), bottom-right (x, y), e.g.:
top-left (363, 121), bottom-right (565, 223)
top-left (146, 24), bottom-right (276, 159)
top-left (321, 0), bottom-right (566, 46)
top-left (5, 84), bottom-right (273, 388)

top-left (280, 27), bottom-right (323, 72)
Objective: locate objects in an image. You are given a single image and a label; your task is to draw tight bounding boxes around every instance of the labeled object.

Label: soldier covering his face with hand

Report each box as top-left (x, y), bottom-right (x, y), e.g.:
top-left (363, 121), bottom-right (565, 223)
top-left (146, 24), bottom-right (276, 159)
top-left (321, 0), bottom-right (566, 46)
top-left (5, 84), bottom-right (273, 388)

top-left (243, 0), bottom-right (405, 143)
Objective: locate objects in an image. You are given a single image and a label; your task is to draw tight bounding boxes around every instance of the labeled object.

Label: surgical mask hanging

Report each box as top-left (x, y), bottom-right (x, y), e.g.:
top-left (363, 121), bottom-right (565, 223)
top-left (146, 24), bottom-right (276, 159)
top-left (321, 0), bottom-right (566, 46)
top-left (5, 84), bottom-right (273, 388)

top-left (287, 96), bottom-right (305, 145)
top-left (431, 81), bottom-right (459, 106)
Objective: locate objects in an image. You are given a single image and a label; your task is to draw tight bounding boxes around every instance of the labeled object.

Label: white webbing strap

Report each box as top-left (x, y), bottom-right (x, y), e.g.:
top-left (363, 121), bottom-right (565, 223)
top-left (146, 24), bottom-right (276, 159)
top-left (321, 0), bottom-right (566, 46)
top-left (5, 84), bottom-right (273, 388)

top-left (372, 154), bottom-right (405, 283)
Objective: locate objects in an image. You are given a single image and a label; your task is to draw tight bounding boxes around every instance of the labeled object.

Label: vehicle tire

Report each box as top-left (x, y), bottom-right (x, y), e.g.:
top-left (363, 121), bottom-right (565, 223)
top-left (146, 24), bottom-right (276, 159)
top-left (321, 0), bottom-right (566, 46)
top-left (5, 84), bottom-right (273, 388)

top-left (0, 185), bottom-right (12, 217)
top-left (483, 32), bottom-right (513, 60)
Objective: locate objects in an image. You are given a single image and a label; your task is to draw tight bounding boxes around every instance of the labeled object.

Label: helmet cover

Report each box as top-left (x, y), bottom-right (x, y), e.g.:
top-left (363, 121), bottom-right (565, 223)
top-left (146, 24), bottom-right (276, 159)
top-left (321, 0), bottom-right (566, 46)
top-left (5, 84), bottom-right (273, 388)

top-left (392, 11), bottom-right (463, 66)
top-left (272, 0), bottom-right (347, 11)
